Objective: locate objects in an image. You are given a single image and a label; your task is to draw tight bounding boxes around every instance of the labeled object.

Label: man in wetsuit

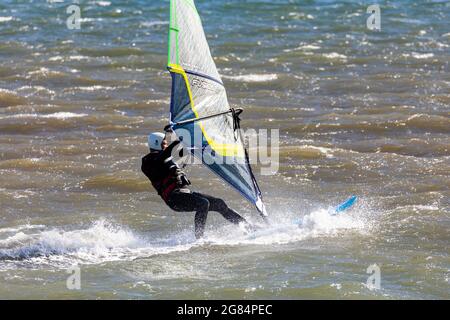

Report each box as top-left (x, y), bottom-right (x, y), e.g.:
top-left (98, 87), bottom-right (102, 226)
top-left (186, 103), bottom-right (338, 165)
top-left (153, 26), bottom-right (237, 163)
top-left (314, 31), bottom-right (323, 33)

top-left (141, 132), bottom-right (249, 239)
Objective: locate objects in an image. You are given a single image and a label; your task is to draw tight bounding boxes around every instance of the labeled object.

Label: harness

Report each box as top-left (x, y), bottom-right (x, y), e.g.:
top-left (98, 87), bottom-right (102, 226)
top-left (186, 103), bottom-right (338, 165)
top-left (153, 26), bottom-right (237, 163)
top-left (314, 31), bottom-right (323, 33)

top-left (148, 159), bottom-right (189, 202)
top-left (156, 176), bottom-right (179, 202)
top-left (142, 146), bottom-right (190, 203)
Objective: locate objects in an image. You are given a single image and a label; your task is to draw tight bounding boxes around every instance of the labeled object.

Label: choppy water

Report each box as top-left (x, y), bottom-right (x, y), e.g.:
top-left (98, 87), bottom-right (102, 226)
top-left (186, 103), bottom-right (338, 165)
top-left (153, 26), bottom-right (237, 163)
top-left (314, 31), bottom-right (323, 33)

top-left (0, 0), bottom-right (449, 299)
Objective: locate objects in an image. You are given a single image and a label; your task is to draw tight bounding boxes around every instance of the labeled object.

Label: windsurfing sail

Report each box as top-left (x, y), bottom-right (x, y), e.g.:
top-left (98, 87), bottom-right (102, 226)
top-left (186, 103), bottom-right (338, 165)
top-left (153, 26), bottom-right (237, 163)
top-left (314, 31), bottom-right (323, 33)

top-left (165, 0), bottom-right (267, 217)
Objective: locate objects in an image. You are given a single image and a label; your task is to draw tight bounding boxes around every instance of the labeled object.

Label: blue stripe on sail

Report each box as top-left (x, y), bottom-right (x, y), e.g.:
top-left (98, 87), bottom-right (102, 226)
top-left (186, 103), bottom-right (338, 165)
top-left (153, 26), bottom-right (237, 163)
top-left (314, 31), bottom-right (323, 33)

top-left (168, 65), bottom-right (224, 87)
top-left (169, 72), bottom-right (194, 123)
top-left (184, 69), bottom-right (224, 87)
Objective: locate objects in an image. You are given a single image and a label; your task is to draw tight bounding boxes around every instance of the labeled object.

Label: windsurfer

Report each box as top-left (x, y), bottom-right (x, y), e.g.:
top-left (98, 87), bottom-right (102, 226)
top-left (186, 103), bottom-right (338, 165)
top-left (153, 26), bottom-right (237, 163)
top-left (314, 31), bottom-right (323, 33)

top-left (141, 131), bottom-right (250, 239)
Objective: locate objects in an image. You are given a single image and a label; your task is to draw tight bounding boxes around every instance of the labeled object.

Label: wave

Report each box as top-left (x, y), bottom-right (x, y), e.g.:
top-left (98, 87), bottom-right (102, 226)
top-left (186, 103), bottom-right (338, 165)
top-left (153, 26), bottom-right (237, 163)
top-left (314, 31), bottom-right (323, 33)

top-left (79, 47), bottom-right (144, 58)
top-left (204, 206), bottom-right (367, 246)
top-left (0, 204), bottom-right (368, 269)
top-left (24, 69), bottom-right (102, 86)
top-left (322, 52), bottom-right (348, 60)
top-left (279, 145), bottom-right (334, 159)
top-left (65, 85), bottom-right (116, 92)
top-left (0, 220), bottom-right (195, 267)
top-left (0, 112), bottom-right (88, 120)
top-left (95, 1), bottom-right (111, 6)
top-left (287, 114), bottom-right (450, 135)
top-left (283, 44), bottom-right (321, 53)
top-left (0, 89), bottom-right (27, 108)
top-left (16, 85), bottom-right (56, 97)
top-left (0, 17), bottom-right (13, 23)
top-left (27, 67), bottom-right (65, 79)
top-left (48, 55), bottom-right (91, 62)
top-left (0, 220), bottom-right (146, 262)
top-left (406, 52), bottom-right (435, 59)
top-left (222, 74), bottom-right (278, 82)
top-left (81, 172), bottom-right (149, 193)
top-left (0, 224), bottom-right (45, 235)
top-left (0, 158), bottom-right (98, 174)
top-left (0, 111), bottom-right (136, 134)
top-left (140, 21), bottom-right (168, 28)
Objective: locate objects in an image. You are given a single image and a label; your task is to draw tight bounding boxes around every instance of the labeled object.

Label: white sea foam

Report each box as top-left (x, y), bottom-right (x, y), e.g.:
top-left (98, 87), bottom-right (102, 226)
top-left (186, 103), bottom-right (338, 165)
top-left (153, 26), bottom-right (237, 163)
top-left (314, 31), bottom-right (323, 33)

top-left (301, 145), bottom-right (335, 158)
top-left (0, 205), bottom-right (367, 268)
top-left (284, 44), bottom-right (321, 52)
top-left (17, 85), bottom-right (56, 96)
top-left (71, 85), bottom-right (116, 92)
top-left (323, 52), bottom-right (348, 60)
top-left (0, 220), bottom-right (143, 262)
top-left (48, 56), bottom-right (67, 62)
top-left (0, 112), bottom-right (88, 120)
top-left (49, 55), bottom-right (91, 62)
top-left (0, 232), bottom-right (30, 247)
top-left (204, 206), bottom-right (366, 246)
top-left (21, 112), bottom-right (83, 119)
top-left (0, 224), bottom-right (45, 235)
top-left (396, 204), bottom-right (440, 211)
top-left (48, 55), bottom-right (100, 62)
top-left (28, 67), bottom-right (50, 75)
top-left (0, 17), bottom-right (13, 23)
top-left (222, 74), bottom-right (278, 82)
top-left (140, 21), bottom-right (168, 28)
top-left (331, 283), bottom-right (342, 290)
top-left (96, 1), bottom-right (111, 6)
top-left (78, 18), bottom-right (99, 23)
top-left (411, 52), bottom-right (434, 59)
top-left (0, 88), bottom-right (17, 95)
top-left (0, 220), bottom-right (196, 267)
top-left (299, 44), bottom-right (321, 50)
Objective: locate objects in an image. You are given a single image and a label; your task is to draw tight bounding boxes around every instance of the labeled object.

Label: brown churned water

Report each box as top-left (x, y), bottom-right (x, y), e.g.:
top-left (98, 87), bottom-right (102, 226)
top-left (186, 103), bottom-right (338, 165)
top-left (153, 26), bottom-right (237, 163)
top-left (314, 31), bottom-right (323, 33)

top-left (0, 0), bottom-right (449, 299)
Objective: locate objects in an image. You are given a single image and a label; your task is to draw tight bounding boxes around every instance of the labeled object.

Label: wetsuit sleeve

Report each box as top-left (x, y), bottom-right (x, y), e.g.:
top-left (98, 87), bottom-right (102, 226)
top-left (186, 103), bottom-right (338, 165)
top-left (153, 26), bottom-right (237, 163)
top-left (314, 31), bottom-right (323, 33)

top-left (157, 140), bottom-right (181, 161)
top-left (141, 153), bottom-right (153, 175)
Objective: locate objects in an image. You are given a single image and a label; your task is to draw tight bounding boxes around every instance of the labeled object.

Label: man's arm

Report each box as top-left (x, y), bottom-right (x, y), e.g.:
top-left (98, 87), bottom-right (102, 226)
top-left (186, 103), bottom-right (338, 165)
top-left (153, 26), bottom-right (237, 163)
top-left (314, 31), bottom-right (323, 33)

top-left (157, 140), bottom-right (181, 160)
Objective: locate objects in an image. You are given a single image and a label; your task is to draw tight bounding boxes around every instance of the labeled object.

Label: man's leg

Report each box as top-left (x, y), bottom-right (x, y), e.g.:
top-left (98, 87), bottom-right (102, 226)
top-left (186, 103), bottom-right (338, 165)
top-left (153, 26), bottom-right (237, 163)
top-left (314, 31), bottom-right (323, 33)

top-left (167, 190), bottom-right (210, 239)
top-left (193, 192), bottom-right (246, 225)
top-left (193, 195), bottom-right (209, 239)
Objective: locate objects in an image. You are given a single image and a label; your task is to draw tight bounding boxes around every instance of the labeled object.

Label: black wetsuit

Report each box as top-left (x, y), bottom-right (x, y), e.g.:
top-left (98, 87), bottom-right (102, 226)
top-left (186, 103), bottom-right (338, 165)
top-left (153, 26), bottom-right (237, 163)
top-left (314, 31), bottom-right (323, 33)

top-left (141, 140), bottom-right (246, 239)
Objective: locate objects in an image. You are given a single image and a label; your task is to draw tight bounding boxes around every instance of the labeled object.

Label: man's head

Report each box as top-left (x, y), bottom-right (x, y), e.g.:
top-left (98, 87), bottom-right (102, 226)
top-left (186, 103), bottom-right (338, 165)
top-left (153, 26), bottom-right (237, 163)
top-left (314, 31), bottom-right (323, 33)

top-left (148, 132), bottom-right (167, 151)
